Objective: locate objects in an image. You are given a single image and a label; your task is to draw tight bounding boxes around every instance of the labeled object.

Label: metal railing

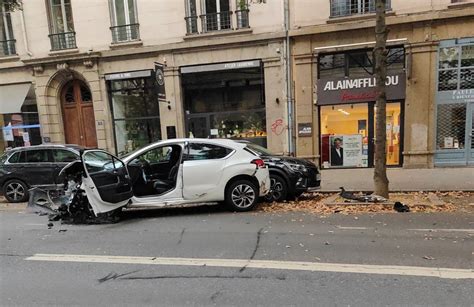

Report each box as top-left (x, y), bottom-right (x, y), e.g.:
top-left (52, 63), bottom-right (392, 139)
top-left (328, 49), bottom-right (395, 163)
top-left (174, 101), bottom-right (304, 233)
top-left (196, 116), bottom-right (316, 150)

top-left (110, 23), bottom-right (140, 43)
top-left (200, 11), bottom-right (232, 33)
top-left (235, 9), bottom-right (250, 29)
top-left (330, 0), bottom-right (391, 18)
top-left (185, 16), bottom-right (198, 34)
top-left (49, 32), bottom-right (77, 51)
top-left (0, 39), bottom-right (16, 56)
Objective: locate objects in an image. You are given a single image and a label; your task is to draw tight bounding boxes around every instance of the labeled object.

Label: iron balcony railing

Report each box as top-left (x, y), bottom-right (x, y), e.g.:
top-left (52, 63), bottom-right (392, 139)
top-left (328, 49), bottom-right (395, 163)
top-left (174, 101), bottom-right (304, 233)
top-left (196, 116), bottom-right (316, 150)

top-left (49, 32), bottom-right (77, 51)
top-left (185, 16), bottom-right (198, 34)
top-left (200, 11), bottom-right (232, 33)
top-left (235, 9), bottom-right (249, 29)
top-left (0, 39), bottom-right (16, 56)
top-left (330, 0), bottom-right (391, 18)
top-left (110, 23), bottom-right (140, 43)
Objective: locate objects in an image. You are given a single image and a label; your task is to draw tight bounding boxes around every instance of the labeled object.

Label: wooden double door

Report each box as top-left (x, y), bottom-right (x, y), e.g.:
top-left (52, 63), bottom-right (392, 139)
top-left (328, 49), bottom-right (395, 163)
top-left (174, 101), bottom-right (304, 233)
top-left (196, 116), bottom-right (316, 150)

top-left (61, 80), bottom-right (98, 147)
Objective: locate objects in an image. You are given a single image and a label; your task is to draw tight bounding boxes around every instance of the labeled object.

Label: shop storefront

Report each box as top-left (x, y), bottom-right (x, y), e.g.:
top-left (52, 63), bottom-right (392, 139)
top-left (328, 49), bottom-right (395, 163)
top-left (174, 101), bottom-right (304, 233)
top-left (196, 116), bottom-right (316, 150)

top-left (316, 48), bottom-right (406, 168)
top-left (435, 38), bottom-right (474, 166)
top-left (0, 83), bottom-right (41, 152)
top-left (106, 70), bottom-right (162, 155)
top-left (181, 60), bottom-right (267, 147)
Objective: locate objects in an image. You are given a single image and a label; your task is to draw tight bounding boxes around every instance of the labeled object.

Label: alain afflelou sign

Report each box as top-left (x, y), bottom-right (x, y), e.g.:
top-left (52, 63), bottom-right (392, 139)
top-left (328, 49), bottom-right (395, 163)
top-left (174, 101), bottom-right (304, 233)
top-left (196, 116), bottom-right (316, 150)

top-left (316, 72), bottom-right (406, 105)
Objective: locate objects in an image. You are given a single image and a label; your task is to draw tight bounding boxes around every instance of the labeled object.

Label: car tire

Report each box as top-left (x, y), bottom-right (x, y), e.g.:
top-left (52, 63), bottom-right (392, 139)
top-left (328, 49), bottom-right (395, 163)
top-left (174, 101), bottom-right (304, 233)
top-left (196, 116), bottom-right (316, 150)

top-left (3, 179), bottom-right (29, 203)
top-left (264, 174), bottom-right (288, 203)
top-left (225, 179), bottom-right (258, 212)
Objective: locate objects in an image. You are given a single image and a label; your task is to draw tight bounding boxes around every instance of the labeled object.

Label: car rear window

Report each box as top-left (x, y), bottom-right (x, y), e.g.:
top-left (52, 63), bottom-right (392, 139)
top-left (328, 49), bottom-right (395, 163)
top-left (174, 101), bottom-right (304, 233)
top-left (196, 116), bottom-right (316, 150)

top-left (24, 150), bottom-right (52, 163)
top-left (0, 153), bottom-right (8, 165)
top-left (184, 143), bottom-right (233, 161)
top-left (7, 151), bottom-right (24, 163)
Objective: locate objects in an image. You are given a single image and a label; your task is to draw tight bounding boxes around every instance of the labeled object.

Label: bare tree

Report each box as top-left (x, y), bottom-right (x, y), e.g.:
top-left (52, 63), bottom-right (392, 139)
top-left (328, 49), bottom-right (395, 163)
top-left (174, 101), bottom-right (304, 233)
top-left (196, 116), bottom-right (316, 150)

top-left (373, 0), bottom-right (389, 198)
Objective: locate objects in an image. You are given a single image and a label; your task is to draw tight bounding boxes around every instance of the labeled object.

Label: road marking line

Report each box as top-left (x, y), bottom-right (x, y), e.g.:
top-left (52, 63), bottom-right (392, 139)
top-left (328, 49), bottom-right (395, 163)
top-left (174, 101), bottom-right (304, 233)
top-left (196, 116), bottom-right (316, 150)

top-left (408, 229), bottom-right (474, 233)
top-left (25, 254), bottom-right (473, 280)
top-left (336, 226), bottom-right (370, 230)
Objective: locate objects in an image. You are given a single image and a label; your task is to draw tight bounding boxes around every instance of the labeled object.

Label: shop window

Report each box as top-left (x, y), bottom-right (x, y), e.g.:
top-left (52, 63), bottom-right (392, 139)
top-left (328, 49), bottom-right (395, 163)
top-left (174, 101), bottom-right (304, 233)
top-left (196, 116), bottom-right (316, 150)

top-left (182, 65), bottom-right (266, 148)
top-left (320, 102), bottom-right (402, 168)
top-left (348, 51), bottom-right (373, 77)
top-left (320, 104), bottom-right (370, 168)
top-left (109, 0), bottom-right (139, 43)
top-left (374, 102), bottom-right (402, 166)
top-left (0, 2), bottom-right (16, 56)
top-left (109, 76), bottom-right (161, 155)
top-left (436, 103), bottom-right (466, 150)
top-left (319, 54), bottom-right (346, 78)
top-left (387, 47), bottom-right (405, 73)
top-left (47, 0), bottom-right (76, 50)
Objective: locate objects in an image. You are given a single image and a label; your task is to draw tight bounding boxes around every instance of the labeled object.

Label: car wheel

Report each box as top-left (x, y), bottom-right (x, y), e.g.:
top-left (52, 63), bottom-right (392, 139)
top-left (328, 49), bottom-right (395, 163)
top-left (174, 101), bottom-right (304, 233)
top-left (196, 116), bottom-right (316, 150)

top-left (3, 179), bottom-right (29, 203)
top-left (225, 180), bottom-right (258, 212)
top-left (264, 174), bottom-right (288, 203)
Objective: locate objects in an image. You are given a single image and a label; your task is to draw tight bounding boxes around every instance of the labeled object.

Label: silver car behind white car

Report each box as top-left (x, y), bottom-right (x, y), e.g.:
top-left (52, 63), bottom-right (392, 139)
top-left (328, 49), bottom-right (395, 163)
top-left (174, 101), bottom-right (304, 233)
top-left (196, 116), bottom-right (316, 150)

top-left (80, 138), bottom-right (270, 215)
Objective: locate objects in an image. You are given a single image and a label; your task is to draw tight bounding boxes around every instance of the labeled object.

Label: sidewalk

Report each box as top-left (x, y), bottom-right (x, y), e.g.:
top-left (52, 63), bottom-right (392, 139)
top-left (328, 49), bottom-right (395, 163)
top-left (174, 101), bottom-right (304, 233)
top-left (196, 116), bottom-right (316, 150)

top-left (320, 167), bottom-right (474, 192)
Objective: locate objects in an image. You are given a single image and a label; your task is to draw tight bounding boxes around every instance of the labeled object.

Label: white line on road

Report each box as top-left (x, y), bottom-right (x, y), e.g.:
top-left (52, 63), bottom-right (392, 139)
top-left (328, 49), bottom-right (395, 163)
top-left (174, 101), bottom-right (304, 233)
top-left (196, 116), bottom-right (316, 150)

top-left (25, 254), bottom-right (473, 280)
top-left (408, 229), bottom-right (474, 233)
top-left (336, 226), bottom-right (370, 230)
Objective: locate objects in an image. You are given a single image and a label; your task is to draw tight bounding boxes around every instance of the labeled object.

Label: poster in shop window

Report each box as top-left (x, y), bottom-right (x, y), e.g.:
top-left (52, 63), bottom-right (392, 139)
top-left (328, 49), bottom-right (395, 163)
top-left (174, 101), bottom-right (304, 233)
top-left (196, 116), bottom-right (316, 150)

top-left (329, 134), bottom-right (363, 167)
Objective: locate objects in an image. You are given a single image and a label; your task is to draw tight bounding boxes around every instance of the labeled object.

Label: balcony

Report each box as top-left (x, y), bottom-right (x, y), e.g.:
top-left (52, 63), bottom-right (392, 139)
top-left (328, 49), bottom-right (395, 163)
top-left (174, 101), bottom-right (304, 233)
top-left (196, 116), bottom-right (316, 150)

top-left (110, 23), bottom-right (140, 43)
top-left (49, 32), bottom-right (77, 51)
top-left (0, 39), bottom-right (16, 56)
top-left (200, 11), bottom-right (232, 33)
top-left (235, 9), bottom-right (250, 29)
top-left (330, 0), bottom-right (391, 18)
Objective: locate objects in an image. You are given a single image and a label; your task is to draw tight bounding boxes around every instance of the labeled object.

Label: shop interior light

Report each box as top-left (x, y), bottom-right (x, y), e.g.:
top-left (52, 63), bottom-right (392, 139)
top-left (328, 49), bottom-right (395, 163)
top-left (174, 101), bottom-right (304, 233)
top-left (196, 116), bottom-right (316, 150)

top-left (338, 108), bottom-right (350, 115)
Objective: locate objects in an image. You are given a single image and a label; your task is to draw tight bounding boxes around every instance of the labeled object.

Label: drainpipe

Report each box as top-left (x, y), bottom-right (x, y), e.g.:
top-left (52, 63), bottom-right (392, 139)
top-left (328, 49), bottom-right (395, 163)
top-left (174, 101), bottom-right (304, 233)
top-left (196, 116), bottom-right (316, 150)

top-left (19, 1), bottom-right (33, 57)
top-left (283, 0), bottom-right (294, 155)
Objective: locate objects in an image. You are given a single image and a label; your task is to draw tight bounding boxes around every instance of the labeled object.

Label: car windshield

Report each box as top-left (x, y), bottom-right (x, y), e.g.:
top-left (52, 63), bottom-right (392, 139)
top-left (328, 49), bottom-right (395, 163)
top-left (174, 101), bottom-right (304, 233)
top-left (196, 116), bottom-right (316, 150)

top-left (245, 143), bottom-right (275, 156)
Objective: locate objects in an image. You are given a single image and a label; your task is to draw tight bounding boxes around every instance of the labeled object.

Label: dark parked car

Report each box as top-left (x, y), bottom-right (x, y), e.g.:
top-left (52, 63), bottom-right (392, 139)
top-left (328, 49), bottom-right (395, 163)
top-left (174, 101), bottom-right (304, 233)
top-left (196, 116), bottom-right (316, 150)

top-left (0, 145), bottom-right (82, 203)
top-left (241, 141), bottom-right (321, 202)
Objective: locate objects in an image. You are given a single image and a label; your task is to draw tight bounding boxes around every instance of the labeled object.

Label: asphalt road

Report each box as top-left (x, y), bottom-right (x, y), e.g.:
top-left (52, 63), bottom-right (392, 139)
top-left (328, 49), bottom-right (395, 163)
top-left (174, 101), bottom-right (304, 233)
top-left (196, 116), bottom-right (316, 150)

top-left (1, 205), bottom-right (473, 306)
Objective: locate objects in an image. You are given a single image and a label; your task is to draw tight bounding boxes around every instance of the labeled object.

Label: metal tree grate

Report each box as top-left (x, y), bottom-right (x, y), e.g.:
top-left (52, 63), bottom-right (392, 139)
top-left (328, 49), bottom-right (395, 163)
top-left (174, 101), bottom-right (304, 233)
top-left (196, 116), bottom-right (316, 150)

top-left (436, 103), bottom-right (466, 149)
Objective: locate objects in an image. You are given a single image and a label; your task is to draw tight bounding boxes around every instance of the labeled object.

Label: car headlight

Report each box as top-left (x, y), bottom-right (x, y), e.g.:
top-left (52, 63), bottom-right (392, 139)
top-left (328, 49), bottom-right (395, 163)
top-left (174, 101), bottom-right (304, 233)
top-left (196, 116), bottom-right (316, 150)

top-left (283, 162), bottom-right (307, 172)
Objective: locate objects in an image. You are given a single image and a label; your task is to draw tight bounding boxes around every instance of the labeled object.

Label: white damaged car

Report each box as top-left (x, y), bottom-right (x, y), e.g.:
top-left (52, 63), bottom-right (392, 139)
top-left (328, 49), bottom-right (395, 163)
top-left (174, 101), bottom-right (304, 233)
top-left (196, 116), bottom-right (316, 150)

top-left (57, 138), bottom-right (270, 217)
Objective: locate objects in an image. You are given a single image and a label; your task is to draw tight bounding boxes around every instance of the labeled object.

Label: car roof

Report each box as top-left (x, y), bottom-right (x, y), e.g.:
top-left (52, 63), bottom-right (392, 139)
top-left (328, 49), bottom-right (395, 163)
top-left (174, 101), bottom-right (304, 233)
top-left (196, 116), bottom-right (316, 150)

top-left (6, 144), bottom-right (84, 153)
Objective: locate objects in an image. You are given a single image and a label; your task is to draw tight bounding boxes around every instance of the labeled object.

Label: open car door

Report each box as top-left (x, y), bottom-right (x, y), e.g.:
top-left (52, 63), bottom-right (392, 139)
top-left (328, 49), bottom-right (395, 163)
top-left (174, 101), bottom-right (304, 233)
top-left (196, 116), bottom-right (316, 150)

top-left (82, 150), bottom-right (133, 215)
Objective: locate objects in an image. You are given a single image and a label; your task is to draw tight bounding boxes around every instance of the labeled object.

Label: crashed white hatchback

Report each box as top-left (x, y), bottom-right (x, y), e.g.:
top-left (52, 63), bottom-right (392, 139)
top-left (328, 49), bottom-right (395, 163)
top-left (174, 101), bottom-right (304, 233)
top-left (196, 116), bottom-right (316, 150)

top-left (79, 138), bottom-right (270, 215)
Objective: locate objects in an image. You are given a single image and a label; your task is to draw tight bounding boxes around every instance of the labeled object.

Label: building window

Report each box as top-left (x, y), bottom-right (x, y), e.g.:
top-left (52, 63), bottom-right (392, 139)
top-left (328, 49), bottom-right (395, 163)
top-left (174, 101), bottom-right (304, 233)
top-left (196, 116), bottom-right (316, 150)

top-left (185, 0), bottom-right (198, 34)
top-left (107, 74), bottom-right (161, 155)
top-left (201, 0), bottom-right (231, 33)
top-left (329, 0), bottom-right (391, 18)
top-left (1, 2), bottom-right (16, 56)
top-left (109, 0), bottom-right (139, 43)
top-left (235, 0), bottom-right (249, 29)
top-left (47, 0), bottom-right (76, 50)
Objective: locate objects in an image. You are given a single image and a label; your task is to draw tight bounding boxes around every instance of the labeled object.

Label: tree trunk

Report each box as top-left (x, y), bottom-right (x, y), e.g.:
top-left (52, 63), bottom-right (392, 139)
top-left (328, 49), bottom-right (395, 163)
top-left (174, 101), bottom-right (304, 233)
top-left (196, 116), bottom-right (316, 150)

top-left (373, 0), bottom-right (389, 198)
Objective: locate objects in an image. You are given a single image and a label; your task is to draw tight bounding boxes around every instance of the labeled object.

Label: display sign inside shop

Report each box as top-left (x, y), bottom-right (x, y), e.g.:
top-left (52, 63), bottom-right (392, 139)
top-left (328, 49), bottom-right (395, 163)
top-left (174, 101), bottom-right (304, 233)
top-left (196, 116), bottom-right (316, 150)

top-left (317, 73), bottom-right (406, 105)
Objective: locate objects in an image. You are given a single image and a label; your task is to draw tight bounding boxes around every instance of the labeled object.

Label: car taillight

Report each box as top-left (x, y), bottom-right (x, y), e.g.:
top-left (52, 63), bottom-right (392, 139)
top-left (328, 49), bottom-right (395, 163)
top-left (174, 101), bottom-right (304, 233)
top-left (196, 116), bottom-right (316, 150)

top-left (251, 159), bottom-right (265, 168)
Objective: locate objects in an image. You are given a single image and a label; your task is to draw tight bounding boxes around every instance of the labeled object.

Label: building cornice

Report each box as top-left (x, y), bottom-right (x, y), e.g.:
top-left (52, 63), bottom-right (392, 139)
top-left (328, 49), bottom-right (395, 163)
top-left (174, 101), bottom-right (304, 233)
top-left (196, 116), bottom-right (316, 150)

top-left (289, 6), bottom-right (474, 37)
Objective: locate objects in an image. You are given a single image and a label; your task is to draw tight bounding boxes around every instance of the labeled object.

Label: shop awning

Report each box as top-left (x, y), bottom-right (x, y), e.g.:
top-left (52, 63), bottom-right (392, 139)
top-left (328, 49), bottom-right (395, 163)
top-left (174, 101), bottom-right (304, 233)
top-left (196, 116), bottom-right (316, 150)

top-left (0, 83), bottom-right (31, 114)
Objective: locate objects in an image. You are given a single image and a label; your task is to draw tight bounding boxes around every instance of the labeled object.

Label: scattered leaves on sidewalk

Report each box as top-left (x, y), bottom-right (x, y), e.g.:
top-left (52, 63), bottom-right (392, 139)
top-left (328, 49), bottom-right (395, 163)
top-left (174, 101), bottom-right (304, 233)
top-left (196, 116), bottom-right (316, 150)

top-left (256, 192), bottom-right (472, 215)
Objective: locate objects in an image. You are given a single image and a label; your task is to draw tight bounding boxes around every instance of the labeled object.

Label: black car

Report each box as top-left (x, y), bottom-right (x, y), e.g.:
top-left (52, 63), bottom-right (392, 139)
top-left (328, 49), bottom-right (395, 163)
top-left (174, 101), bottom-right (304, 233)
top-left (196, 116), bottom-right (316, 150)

top-left (242, 141), bottom-right (321, 202)
top-left (0, 145), bottom-right (82, 203)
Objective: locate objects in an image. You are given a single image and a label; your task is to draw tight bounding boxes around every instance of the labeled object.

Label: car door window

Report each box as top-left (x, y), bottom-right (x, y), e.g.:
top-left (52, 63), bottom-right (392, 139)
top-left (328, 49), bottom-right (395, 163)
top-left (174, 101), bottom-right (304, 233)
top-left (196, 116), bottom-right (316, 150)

top-left (84, 151), bottom-right (123, 174)
top-left (184, 143), bottom-right (233, 161)
top-left (24, 150), bottom-right (52, 163)
top-left (53, 149), bottom-right (79, 163)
